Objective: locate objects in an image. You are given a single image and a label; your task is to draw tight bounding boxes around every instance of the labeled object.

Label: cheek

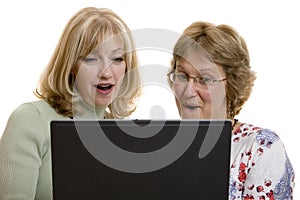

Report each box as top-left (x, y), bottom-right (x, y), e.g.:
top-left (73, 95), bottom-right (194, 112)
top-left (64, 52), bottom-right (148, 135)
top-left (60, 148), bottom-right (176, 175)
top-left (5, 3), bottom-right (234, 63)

top-left (173, 85), bottom-right (184, 99)
top-left (76, 64), bottom-right (98, 78)
top-left (173, 84), bottom-right (212, 101)
top-left (75, 68), bottom-right (88, 86)
top-left (112, 65), bottom-right (126, 81)
top-left (199, 90), bottom-right (212, 102)
top-left (209, 86), bottom-right (227, 104)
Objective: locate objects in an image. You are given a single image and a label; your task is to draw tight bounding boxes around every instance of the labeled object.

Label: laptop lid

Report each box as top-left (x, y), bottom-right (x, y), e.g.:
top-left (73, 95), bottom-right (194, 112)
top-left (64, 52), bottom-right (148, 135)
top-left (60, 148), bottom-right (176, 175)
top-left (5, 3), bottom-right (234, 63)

top-left (50, 120), bottom-right (231, 199)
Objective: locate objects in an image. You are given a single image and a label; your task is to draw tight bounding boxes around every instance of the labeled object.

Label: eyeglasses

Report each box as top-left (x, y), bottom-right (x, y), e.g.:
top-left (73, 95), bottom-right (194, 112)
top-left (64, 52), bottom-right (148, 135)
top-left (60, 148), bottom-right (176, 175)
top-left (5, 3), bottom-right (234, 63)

top-left (168, 72), bottom-right (226, 88)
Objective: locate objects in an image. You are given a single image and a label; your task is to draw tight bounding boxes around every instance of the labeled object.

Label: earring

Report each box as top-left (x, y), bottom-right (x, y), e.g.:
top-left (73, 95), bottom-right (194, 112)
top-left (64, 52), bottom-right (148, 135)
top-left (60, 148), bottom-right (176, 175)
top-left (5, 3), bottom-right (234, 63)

top-left (227, 101), bottom-right (234, 119)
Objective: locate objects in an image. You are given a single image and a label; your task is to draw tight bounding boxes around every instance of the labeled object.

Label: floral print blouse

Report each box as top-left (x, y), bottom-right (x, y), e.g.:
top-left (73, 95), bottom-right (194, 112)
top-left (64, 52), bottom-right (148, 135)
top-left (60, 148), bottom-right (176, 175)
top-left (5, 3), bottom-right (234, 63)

top-left (229, 123), bottom-right (295, 199)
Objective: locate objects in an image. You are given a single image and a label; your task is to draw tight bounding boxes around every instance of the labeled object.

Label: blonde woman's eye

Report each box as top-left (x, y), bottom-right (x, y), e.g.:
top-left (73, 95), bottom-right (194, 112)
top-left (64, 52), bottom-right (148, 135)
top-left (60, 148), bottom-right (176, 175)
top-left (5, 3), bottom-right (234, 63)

top-left (112, 57), bottom-right (124, 63)
top-left (83, 57), bottom-right (99, 64)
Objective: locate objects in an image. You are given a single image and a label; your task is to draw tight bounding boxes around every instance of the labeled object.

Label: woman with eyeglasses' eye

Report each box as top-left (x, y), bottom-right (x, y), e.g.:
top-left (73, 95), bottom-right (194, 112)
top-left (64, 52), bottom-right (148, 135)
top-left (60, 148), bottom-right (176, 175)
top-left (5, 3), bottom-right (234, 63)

top-left (0, 7), bottom-right (141, 199)
top-left (168, 21), bottom-right (295, 199)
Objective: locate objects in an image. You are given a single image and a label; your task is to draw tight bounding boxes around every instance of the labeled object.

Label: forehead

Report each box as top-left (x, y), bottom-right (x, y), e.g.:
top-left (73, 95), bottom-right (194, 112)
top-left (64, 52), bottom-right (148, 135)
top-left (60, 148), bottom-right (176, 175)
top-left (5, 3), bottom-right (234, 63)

top-left (176, 51), bottom-right (223, 75)
top-left (91, 35), bottom-right (124, 54)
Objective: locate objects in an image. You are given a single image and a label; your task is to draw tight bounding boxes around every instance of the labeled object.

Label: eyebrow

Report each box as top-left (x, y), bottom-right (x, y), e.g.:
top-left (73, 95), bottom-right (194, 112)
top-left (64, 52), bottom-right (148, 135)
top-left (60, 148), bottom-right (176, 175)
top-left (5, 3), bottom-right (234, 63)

top-left (176, 64), bottom-right (217, 74)
top-left (89, 47), bottom-right (124, 57)
top-left (111, 47), bottom-right (124, 54)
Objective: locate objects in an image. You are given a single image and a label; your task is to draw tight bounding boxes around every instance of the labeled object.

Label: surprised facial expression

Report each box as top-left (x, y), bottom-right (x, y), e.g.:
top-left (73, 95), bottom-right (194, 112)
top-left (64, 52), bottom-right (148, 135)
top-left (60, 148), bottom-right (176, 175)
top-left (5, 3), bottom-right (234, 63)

top-left (172, 52), bottom-right (227, 119)
top-left (74, 36), bottom-right (126, 108)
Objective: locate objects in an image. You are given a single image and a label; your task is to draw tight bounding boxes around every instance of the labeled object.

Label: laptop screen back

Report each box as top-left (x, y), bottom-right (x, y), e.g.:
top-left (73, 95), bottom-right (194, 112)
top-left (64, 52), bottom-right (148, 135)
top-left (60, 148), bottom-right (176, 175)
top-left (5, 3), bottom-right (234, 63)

top-left (51, 120), bottom-right (231, 199)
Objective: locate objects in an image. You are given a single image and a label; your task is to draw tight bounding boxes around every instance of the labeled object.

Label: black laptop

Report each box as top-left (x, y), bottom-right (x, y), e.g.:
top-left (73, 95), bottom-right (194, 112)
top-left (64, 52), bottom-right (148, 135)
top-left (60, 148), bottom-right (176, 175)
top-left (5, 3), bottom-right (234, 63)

top-left (50, 120), bottom-right (232, 199)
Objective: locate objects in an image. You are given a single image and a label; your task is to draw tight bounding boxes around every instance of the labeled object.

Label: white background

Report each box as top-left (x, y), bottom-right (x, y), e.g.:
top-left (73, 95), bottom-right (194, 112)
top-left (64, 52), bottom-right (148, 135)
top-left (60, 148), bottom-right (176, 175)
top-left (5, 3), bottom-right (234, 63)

top-left (0, 0), bottom-right (299, 198)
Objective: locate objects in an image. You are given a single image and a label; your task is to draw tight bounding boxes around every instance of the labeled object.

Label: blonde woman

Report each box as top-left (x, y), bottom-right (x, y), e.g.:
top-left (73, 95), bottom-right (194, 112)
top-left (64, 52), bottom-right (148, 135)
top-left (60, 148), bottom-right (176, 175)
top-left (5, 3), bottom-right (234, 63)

top-left (0, 7), bottom-right (141, 199)
top-left (168, 21), bottom-right (295, 199)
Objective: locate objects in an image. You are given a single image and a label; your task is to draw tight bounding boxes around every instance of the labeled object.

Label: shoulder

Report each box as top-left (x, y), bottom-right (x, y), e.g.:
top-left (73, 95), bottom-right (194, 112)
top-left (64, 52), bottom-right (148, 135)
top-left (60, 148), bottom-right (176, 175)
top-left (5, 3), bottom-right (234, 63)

top-left (233, 123), bottom-right (280, 146)
top-left (232, 123), bottom-right (292, 169)
top-left (1, 101), bottom-right (52, 155)
top-left (11, 100), bottom-right (49, 115)
top-left (230, 123), bottom-right (295, 199)
top-left (10, 100), bottom-right (64, 121)
top-left (15, 100), bottom-right (55, 114)
top-left (2, 100), bottom-right (69, 147)
top-left (5, 100), bottom-right (67, 133)
top-left (8, 101), bottom-right (43, 124)
top-left (231, 122), bottom-right (290, 163)
top-left (5, 100), bottom-right (51, 131)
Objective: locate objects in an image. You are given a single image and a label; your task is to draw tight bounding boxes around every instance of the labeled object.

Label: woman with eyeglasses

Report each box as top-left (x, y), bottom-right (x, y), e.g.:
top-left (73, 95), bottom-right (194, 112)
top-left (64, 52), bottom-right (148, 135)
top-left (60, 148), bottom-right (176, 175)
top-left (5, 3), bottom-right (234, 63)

top-left (168, 21), bottom-right (295, 199)
top-left (0, 7), bottom-right (141, 199)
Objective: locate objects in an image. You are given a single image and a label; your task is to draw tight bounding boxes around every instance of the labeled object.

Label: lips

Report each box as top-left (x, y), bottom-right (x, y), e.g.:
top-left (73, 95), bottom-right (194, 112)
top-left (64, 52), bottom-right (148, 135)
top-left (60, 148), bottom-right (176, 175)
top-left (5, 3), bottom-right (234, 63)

top-left (96, 84), bottom-right (112, 90)
top-left (95, 83), bottom-right (114, 95)
top-left (184, 104), bottom-right (200, 110)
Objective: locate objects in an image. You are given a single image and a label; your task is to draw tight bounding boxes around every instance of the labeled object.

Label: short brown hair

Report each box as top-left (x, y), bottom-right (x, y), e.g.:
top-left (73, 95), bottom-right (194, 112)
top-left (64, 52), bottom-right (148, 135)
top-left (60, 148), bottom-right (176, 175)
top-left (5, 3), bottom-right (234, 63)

top-left (170, 21), bottom-right (256, 118)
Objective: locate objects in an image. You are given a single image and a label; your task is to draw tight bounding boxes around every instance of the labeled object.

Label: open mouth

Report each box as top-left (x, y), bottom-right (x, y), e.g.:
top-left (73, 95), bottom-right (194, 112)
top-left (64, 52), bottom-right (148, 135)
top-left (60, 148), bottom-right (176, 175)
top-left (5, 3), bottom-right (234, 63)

top-left (96, 84), bottom-right (113, 90)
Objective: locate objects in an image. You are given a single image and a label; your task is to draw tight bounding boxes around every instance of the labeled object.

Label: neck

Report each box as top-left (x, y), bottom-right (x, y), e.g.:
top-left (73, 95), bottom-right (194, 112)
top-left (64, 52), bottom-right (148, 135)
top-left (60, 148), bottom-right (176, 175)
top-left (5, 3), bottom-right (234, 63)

top-left (73, 99), bottom-right (106, 119)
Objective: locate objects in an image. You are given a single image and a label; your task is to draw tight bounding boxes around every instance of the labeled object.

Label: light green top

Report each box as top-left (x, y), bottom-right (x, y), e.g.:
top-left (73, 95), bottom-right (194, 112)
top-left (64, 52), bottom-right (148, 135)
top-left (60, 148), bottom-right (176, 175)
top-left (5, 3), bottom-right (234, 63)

top-left (0, 100), bottom-right (105, 199)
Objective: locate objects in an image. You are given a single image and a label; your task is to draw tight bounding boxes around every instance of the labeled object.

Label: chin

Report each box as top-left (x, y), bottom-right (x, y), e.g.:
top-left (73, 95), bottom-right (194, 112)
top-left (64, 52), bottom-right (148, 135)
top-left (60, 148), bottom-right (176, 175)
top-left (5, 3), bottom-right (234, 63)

top-left (181, 111), bottom-right (213, 119)
top-left (181, 113), bottom-right (200, 119)
top-left (94, 100), bottom-right (111, 108)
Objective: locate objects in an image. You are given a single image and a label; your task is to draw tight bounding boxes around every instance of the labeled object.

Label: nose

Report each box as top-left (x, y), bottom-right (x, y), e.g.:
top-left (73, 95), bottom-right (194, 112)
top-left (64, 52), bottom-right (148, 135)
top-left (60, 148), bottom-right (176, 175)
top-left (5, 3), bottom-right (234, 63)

top-left (98, 60), bottom-right (113, 79)
top-left (183, 79), bottom-right (197, 97)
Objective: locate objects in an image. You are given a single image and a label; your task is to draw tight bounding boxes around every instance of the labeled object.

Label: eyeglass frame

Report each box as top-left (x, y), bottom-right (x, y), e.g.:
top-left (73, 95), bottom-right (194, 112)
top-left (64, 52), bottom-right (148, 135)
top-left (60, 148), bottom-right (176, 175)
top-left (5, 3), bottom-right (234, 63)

top-left (167, 71), bottom-right (227, 88)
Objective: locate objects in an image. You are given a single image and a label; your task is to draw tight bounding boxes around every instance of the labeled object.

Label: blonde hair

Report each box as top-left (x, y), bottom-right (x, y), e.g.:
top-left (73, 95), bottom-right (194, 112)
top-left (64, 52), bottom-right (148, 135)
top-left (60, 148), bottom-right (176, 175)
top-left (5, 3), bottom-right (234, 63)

top-left (35, 7), bottom-right (141, 118)
top-left (170, 21), bottom-right (256, 118)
